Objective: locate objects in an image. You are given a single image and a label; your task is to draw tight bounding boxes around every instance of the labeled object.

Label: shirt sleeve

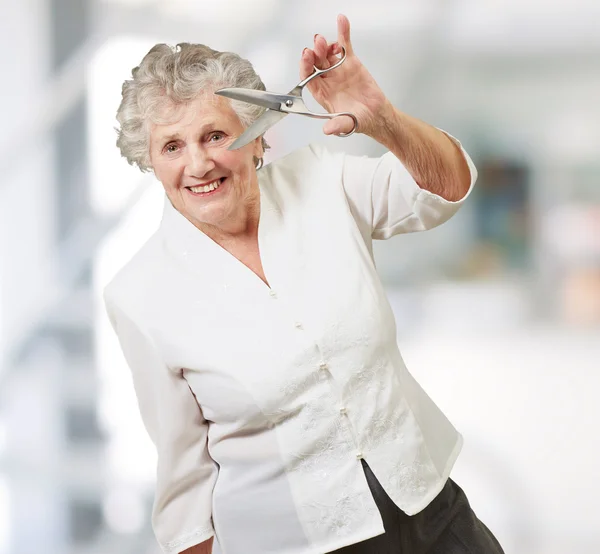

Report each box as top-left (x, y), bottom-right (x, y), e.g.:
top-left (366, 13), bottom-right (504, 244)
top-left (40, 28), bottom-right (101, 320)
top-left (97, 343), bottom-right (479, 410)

top-left (104, 295), bottom-right (218, 554)
top-left (340, 130), bottom-right (478, 241)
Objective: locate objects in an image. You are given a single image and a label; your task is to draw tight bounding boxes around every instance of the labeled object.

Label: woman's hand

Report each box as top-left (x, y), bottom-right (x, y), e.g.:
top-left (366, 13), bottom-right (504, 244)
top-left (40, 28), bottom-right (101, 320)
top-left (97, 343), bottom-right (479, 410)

top-left (300, 14), bottom-right (471, 201)
top-left (300, 14), bottom-right (390, 137)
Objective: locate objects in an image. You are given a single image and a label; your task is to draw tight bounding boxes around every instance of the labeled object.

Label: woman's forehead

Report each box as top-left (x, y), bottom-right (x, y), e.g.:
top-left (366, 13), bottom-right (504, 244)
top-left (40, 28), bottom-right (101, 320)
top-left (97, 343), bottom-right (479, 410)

top-left (151, 95), bottom-right (239, 136)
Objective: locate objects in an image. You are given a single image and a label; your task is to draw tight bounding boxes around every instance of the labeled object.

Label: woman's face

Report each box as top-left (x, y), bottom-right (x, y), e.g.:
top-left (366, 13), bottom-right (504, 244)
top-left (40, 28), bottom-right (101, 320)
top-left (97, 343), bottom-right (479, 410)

top-left (149, 95), bottom-right (263, 234)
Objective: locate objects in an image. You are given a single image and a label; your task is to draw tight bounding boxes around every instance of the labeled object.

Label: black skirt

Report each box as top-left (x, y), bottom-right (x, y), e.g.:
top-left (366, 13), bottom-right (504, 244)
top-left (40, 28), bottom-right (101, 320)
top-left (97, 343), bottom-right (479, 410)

top-left (328, 460), bottom-right (505, 554)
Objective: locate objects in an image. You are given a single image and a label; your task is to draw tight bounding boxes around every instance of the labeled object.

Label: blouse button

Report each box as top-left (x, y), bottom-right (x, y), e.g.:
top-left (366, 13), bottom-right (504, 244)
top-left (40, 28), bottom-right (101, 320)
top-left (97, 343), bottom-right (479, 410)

top-left (355, 452), bottom-right (363, 459)
top-left (339, 407), bottom-right (347, 415)
top-left (294, 322), bottom-right (303, 330)
top-left (319, 362), bottom-right (328, 371)
top-left (269, 290), bottom-right (277, 299)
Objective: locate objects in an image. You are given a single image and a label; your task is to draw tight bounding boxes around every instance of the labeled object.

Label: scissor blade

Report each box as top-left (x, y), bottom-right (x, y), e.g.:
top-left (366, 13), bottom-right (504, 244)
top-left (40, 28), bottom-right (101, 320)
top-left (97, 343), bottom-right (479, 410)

top-left (215, 88), bottom-right (284, 112)
top-left (228, 109), bottom-right (288, 150)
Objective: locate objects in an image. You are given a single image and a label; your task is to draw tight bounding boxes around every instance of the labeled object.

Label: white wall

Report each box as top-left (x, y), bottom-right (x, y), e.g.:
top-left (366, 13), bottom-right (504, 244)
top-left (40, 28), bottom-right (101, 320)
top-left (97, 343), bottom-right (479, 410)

top-left (389, 284), bottom-right (600, 554)
top-left (0, 0), bottom-right (57, 367)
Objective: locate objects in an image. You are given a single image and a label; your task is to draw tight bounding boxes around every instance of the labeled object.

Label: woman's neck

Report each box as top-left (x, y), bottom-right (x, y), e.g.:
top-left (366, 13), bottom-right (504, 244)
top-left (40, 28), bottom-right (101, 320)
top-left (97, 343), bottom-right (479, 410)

top-left (197, 194), bottom-right (260, 245)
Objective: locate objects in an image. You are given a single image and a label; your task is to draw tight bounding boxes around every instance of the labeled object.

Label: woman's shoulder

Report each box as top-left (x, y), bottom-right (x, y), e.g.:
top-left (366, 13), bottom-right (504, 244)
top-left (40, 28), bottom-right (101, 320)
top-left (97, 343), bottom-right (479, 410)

top-left (261, 142), bottom-right (345, 192)
top-left (103, 231), bottom-right (163, 316)
top-left (266, 142), bottom-right (341, 169)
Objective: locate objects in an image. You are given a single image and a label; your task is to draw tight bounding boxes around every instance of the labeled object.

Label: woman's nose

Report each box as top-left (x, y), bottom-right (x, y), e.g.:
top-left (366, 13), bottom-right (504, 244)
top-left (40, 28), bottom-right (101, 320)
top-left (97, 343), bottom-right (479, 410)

top-left (185, 147), bottom-right (215, 177)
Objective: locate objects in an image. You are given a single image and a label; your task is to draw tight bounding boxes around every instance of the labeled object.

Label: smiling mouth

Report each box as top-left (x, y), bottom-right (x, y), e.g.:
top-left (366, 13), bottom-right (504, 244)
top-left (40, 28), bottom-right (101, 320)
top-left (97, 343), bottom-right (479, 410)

top-left (186, 177), bottom-right (225, 195)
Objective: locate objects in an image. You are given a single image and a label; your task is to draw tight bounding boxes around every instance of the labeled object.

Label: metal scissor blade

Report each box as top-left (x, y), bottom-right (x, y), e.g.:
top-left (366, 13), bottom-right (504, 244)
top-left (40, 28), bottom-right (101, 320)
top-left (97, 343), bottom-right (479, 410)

top-left (228, 109), bottom-right (288, 150)
top-left (215, 88), bottom-right (285, 112)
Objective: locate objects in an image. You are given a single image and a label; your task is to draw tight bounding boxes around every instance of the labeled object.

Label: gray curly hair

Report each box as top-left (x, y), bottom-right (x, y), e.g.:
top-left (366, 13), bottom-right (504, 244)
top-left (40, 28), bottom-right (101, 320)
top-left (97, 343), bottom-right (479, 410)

top-left (116, 43), bottom-right (270, 173)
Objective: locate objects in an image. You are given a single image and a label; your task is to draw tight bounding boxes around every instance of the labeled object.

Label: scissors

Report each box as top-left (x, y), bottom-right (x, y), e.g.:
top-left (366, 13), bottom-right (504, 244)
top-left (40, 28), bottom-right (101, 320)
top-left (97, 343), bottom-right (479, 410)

top-left (215, 46), bottom-right (359, 150)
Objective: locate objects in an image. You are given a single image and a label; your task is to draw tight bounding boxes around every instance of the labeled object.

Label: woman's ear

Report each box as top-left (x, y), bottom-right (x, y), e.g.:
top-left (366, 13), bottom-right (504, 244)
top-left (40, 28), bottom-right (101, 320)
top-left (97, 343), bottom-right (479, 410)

top-left (253, 136), bottom-right (264, 159)
top-left (146, 151), bottom-right (155, 173)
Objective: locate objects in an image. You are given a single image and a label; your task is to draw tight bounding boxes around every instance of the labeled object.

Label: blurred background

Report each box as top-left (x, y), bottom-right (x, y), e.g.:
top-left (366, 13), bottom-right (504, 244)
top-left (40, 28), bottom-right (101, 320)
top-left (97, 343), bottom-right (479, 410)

top-left (1, 0), bottom-right (599, 553)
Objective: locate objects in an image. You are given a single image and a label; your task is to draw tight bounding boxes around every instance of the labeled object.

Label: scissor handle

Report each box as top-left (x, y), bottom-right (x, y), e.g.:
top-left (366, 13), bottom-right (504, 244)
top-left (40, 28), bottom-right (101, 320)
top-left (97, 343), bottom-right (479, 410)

top-left (296, 45), bottom-right (348, 89)
top-left (290, 45), bottom-right (357, 136)
top-left (334, 112), bottom-right (358, 137)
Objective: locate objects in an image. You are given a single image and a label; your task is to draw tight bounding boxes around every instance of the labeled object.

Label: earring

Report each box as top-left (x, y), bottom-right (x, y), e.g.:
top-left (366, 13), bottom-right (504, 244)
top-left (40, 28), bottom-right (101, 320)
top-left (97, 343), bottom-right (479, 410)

top-left (254, 156), bottom-right (263, 170)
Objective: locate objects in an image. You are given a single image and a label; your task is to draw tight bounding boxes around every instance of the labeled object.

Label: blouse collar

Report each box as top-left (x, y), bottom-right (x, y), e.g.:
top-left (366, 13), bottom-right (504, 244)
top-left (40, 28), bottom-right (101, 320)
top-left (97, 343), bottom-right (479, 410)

top-left (156, 169), bottom-right (281, 288)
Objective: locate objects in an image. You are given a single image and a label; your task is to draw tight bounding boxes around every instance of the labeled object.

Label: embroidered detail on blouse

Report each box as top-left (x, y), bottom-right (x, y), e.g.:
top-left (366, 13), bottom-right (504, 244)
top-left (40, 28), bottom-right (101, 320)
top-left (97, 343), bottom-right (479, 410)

top-left (344, 357), bottom-right (388, 397)
top-left (263, 373), bottom-right (334, 431)
top-left (304, 493), bottom-right (358, 537)
top-left (299, 399), bottom-right (335, 433)
top-left (388, 461), bottom-right (428, 496)
top-left (320, 308), bottom-right (378, 358)
top-left (279, 368), bottom-right (322, 401)
top-left (302, 486), bottom-right (379, 542)
top-left (162, 525), bottom-right (214, 554)
top-left (362, 411), bottom-right (406, 452)
top-left (286, 424), bottom-right (348, 479)
top-left (324, 323), bottom-right (370, 352)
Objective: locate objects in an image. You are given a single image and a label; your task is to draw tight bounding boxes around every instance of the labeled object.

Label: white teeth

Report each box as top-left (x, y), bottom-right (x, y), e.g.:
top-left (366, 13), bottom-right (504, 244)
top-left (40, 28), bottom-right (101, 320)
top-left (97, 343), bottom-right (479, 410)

top-left (189, 179), bottom-right (221, 194)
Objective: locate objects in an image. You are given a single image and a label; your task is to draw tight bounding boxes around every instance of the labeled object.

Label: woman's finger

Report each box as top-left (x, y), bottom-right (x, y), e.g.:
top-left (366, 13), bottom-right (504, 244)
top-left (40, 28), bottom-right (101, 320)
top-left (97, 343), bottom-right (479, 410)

top-left (313, 34), bottom-right (329, 69)
top-left (330, 42), bottom-right (342, 55)
top-left (337, 14), bottom-right (353, 56)
top-left (326, 42), bottom-right (341, 67)
top-left (299, 48), bottom-right (316, 80)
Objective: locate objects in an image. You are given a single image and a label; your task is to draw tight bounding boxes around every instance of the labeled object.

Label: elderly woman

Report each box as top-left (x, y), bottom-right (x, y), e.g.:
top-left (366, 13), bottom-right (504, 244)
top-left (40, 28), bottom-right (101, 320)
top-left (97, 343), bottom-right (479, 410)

top-left (104, 14), bottom-right (505, 554)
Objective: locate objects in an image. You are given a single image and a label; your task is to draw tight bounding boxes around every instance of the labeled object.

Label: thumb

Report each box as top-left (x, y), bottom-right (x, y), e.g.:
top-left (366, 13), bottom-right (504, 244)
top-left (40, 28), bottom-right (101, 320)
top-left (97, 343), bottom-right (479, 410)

top-left (323, 115), bottom-right (355, 136)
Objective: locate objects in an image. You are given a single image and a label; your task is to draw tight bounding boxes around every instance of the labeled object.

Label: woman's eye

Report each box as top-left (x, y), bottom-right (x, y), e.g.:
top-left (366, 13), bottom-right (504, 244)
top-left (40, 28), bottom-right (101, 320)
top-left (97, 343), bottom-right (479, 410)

top-left (209, 132), bottom-right (224, 142)
top-left (165, 143), bottom-right (178, 153)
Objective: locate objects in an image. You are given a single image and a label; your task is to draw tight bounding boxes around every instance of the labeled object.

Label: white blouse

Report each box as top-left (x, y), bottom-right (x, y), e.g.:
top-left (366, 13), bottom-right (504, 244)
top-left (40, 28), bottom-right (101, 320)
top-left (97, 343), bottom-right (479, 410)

top-left (104, 134), bottom-right (477, 554)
